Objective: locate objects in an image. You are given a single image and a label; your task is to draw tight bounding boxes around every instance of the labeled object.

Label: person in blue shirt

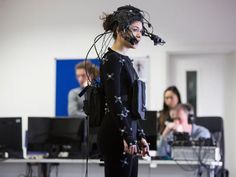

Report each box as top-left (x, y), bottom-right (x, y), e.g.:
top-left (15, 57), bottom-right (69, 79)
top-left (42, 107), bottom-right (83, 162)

top-left (158, 103), bottom-right (211, 157)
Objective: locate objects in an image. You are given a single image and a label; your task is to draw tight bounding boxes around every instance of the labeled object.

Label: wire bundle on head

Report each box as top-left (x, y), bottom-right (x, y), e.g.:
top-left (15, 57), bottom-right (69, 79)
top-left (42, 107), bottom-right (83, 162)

top-left (103, 5), bottom-right (166, 46)
top-left (84, 5), bottom-right (166, 84)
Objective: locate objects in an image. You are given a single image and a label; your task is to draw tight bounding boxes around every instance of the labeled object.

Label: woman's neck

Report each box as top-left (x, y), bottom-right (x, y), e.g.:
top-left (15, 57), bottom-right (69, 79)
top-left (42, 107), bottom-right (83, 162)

top-left (111, 40), bottom-right (128, 56)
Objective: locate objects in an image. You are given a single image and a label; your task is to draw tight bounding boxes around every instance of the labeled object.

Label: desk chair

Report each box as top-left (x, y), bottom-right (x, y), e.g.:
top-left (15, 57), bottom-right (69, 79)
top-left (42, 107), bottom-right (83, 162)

top-left (196, 117), bottom-right (229, 177)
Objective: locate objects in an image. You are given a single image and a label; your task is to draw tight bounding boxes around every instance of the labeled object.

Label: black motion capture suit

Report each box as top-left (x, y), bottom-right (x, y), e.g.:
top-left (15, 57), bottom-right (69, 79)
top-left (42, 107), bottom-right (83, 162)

top-left (98, 48), bottom-right (146, 177)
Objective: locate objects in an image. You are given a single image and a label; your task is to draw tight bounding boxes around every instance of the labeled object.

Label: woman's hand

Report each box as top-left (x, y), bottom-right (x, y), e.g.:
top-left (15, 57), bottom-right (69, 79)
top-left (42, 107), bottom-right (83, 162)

top-left (138, 138), bottom-right (149, 157)
top-left (123, 139), bottom-right (137, 155)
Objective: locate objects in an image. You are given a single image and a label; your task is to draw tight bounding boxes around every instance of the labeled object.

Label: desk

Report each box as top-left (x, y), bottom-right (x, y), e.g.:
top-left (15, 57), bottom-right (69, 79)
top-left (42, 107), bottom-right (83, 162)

top-left (0, 159), bottom-right (222, 177)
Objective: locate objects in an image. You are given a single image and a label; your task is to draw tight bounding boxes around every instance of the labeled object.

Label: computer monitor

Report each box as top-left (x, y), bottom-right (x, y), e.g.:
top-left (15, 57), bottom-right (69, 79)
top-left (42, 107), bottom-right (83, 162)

top-left (27, 117), bottom-right (85, 159)
top-left (27, 117), bottom-right (51, 153)
top-left (139, 111), bottom-right (158, 150)
top-left (0, 117), bottom-right (23, 158)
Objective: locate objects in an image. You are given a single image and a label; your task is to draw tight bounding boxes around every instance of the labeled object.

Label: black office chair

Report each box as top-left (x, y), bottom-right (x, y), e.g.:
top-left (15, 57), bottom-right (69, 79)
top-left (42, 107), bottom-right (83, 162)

top-left (195, 117), bottom-right (229, 177)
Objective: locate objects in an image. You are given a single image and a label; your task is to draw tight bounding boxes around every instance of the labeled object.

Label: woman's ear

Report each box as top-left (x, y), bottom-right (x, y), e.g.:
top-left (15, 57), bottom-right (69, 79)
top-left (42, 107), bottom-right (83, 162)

top-left (118, 29), bottom-right (128, 41)
top-left (115, 27), bottom-right (121, 37)
top-left (116, 29), bottom-right (123, 39)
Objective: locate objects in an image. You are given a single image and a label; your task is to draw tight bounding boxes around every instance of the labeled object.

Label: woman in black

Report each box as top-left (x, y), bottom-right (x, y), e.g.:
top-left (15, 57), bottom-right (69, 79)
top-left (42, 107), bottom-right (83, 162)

top-left (98, 5), bottom-right (149, 177)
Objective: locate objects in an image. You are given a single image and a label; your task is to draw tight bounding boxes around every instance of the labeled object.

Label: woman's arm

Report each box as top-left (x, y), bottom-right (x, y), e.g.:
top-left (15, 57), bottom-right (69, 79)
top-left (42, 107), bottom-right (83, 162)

top-left (103, 53), bottom-right (135, 146)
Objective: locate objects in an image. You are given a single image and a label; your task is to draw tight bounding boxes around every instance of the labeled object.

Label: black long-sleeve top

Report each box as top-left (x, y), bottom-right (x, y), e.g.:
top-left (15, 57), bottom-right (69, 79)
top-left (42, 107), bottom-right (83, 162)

top-left (99, 48), bottom-right (145, 147)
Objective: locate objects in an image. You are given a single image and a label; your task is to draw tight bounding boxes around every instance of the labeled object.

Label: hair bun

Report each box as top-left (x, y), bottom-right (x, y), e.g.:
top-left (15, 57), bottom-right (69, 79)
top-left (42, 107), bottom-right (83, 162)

top-left (102, 14), bottom-right (115, 31)
top-left (101, 5), bottom-right (144, 38)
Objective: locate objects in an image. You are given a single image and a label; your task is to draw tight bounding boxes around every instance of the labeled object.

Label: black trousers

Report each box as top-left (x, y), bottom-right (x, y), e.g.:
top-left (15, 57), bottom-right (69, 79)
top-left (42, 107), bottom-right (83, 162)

top-left (104, 153), bottom-right (138, 177)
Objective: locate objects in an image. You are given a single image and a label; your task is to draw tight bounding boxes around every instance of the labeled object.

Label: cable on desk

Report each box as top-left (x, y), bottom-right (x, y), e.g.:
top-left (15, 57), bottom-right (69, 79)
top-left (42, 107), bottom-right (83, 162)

top-left (18, 163), bottom-right (34, 177)
top-left (193, 140), bottom-right (222, 177)
top-left (48, 164), bottom-right (59, 177)
top-left (173, 158), bottom-right (198, 172)
top-left (173, 146), bottom-right (199, 172)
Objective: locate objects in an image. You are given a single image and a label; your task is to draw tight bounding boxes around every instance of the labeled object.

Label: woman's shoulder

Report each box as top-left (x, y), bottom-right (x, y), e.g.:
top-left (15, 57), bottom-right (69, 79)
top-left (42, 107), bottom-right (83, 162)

top-left (102, 50), bottom-right (126, 67)
top-left (106, 48), bottom-right (129, 60)
top-left (105, 52), bottom-right (120, 61)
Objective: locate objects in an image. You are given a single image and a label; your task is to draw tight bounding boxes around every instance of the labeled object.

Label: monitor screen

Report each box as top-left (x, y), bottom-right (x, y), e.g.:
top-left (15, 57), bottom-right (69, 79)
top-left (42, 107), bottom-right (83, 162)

top-left (0, 117), bottom-right (23, 158)
top-left (27, 117), bottom-right (85, 158)
top-left (139, 111), bottom-right (158, 150)
top-left (27, 117), bottom-right (51, 152)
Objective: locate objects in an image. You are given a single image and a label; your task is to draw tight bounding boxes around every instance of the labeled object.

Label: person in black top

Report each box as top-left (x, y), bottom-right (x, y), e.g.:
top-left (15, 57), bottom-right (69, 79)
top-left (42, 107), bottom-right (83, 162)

top-left (98, 5), bottom-right (149, 177)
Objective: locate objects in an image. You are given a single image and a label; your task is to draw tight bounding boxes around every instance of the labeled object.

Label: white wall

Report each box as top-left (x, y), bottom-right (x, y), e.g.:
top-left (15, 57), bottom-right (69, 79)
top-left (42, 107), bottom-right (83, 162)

top-left (0, 0), bottom-right (169, 116)
top-left (168, 53), bottom-right (227, 117)
top-left (225, 52), bottom-right (236, 176)
top-left (1, 0), bottom-right (236, 115)
top-left (0, 0), bottom-right (236, 175)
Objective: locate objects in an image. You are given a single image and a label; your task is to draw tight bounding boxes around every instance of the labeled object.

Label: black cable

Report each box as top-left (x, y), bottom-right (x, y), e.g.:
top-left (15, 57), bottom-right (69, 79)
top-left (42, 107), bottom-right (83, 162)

top-left (83, 31), bottom-right (112, 177)
top-left (93, 33), bottom-right (105, 60)
top-left (83, 33), bottom-right (112, 177)
top-left (84, 31), bottom-right (111, 85)
top-left (18, 164), bottom-right (32, 177)
top-left (95, 31), bottom-right (113, 60)
top-left (148, 163), bottom-right (151, 177)
top-left (198, 141), bottom-right (212, 176)
top-left (84, 32), bottom-right (106, 83)
top-left (98, 33), bottom-right (113, 61)
top-left (26, 163), bottom-right (33, 177)
top-left (18, 163), bottom-right (33, 177)
top-left (85, 114), bottom-right (89, 177)
top-left (191, 140), bottom-right (221, 177)
top-left (56, 165), bottom-right (58, 177)
top-left (173, 158), bottom-right (198, 172)
top-left (98, 33), bottom-right (107, 58)
top-left (99, 33), bottom-right (113, 59)
top-left (94, 31), bottom-right (111, 57)
top-left (48, 164), bottom-right (59, 177)
top-left (197, 143), bottom-right (204, 177)
top-left (102, 34), bottom-right (113, 56)
top-left (83, 31), bottom-right (111, 177)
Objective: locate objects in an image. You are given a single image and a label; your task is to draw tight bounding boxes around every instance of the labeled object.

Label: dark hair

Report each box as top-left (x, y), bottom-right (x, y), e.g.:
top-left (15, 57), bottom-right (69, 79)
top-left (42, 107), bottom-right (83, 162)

top-left (176, 103), bottom-right (194, 115)
top-left (176, 103), bottom-right (195, 124)
top-left (101, 5), bottom-right (144, 39)
top-left (75, 61), bottom-right (99, 80)
top-left (158, 86), bottom-right (182, 134)
top-left (163, 86), bottom-right (182, 112)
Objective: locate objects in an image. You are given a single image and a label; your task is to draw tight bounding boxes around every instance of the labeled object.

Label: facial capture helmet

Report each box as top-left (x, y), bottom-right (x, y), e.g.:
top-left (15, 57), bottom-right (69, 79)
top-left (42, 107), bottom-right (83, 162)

top-left (104, 5), bottom-right (165, 46)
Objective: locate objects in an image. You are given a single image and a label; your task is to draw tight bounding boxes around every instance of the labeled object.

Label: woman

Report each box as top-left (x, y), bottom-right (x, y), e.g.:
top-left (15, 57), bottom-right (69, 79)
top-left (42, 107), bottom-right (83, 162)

top-left (98, 5), bottom-right (149, 177)
top-left (158, 86), bottom-right (182, 135)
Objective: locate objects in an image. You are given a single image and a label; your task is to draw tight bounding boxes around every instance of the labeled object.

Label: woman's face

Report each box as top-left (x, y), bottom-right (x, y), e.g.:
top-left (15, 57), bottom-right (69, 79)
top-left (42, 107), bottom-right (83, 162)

top-left (119, 21), bottom-right (143, 49)
top-left (164, 90), bottom-right (179, 109)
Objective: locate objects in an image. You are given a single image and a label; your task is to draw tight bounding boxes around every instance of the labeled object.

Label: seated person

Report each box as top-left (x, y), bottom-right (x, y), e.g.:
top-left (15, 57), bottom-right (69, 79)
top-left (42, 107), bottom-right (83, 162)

top-left (68, 61), bottom-right (99, 118)
top-left (158, 103), bottom-right (211, 157)
top-left (157, 86), bottom-right (182, 135)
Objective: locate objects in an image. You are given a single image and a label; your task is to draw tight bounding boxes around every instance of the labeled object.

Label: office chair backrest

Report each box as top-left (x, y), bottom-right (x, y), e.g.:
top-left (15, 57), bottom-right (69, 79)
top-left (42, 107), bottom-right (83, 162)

top-left (196, 116), bottom-right (228, 177)
top-left (195, 116), bottom-right (223, 133)
top-left (195, 117), bottom-right (225, 167)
